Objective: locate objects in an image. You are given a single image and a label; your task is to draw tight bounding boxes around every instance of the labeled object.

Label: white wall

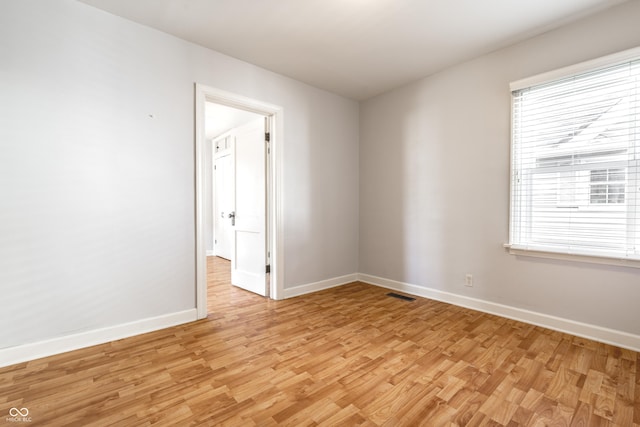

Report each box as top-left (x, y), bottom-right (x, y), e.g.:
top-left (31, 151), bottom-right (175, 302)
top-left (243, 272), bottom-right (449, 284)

top-left (0, 0), bottom-right (359, 352)
top-left (359, 1), bottom-right (640, 339)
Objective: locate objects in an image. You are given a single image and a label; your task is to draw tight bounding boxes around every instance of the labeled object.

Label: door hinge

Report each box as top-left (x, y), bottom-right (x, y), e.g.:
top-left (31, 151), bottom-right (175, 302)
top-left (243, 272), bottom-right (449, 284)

top-left (265, 132), bottom-right (270, 142)
top-left (266, 264), bottom-right (271, 274)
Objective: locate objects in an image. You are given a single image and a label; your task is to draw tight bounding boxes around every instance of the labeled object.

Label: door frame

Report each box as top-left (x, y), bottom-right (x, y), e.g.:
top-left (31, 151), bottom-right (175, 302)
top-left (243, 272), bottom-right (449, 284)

top-left (195, 84), bottom-right (284, 319)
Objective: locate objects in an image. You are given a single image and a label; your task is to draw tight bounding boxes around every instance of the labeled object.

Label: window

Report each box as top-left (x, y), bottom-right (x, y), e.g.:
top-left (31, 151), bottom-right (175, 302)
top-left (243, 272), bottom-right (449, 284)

top-left (508, 48), bottom-right (640, 261)
top-left (589, 168), bottom-right (625, 204)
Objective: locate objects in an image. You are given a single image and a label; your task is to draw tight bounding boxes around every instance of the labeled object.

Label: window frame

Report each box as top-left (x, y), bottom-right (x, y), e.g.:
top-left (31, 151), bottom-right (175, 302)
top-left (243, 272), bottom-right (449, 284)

top-left (506, 47), bottom-right (640, 268)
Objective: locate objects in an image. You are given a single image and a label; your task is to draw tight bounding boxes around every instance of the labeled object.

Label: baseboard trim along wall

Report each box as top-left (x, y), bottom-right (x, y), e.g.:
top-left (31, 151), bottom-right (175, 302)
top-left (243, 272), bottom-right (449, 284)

top-left (0, 309), bottom-right (198, 368)
top-left (283, 273), bottom-right (359, 299)
top-left (4, 274), bottom-right (638, 368)
top-left (358, 273), bottom-right (640, 353)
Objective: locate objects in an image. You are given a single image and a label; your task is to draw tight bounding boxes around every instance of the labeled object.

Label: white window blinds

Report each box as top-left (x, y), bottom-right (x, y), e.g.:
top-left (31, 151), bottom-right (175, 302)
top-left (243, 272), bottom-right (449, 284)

top-left (509, 53), bottom-right (640, 260)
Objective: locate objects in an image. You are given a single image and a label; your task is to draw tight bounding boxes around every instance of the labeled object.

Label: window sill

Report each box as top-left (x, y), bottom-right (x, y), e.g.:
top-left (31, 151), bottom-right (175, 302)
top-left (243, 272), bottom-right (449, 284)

top-left (503, 244), bottom-right (640, 269)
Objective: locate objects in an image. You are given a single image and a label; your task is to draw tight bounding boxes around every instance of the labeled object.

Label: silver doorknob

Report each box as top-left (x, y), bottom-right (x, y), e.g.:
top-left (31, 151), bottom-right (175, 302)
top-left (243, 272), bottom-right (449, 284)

top-left (228, 211), bottom-right (235, 226)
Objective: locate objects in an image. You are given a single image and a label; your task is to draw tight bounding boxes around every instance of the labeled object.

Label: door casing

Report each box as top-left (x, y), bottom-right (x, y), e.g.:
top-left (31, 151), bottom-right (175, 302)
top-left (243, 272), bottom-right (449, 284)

top-left (195, 84), bottom-right (284, 318)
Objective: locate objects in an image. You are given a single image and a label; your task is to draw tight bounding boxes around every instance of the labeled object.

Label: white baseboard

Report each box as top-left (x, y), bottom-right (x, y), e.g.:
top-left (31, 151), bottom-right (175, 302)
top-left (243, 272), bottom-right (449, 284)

top-left (206, 250), bottom-right (215, 256)
top-left (358, 273), bottom-right (640, 352)
top-left (4, 274), bottom-right (637, 368)
top-left (283, 273), bottom-right (359, 299)
top-left (0, 309), bottom-right (198, 368)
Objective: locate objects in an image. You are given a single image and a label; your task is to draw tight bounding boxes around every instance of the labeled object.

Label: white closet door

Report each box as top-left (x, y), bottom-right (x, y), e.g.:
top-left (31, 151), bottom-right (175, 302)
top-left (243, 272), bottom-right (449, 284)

top-left (214, 148), bottom-right (233, 260)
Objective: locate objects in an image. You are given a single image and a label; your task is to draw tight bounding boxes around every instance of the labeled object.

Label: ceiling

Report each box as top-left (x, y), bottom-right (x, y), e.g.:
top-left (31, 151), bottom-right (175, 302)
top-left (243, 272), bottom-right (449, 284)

top-left (79, 0), bottom-right (626, 100)
top-left (205, 102), bottom-right (263, 140)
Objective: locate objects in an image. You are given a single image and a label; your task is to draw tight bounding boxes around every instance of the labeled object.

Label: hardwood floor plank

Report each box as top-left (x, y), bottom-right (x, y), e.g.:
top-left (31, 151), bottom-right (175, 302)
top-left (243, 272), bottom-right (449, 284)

top-left (0, 256), bottom-right (638, 425)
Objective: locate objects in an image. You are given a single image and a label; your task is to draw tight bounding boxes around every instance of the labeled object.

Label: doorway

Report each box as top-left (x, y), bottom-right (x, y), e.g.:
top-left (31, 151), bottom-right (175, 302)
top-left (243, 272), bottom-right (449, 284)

top-left (195, 84), bottom-right (284, 319)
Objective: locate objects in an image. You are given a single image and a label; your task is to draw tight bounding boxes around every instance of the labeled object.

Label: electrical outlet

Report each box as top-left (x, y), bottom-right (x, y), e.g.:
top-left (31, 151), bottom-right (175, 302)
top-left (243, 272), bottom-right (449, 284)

top-left (465, 274), bottom-right (473, 287)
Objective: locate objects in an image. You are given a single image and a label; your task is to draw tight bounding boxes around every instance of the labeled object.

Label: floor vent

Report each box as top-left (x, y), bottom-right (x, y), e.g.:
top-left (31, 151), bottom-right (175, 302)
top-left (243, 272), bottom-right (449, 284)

top-left (387, 292), bottom-right (416, 301)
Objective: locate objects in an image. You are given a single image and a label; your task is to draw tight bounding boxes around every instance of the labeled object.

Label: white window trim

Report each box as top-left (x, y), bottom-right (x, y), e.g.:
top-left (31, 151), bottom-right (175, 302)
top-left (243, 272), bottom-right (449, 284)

top-left (507, 46), bottom-right (640, 268)
top-left (510, 46), bottom-right (640, 91)
top-left (503, 243), bottom-right (640, 269)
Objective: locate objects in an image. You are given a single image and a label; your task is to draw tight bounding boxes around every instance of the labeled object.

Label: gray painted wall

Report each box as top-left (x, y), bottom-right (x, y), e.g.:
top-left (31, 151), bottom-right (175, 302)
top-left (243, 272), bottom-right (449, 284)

top-left (0, 0), bottom-right (359, 349)
top-left (2, 0), bottom-right (638, 354)
top-left (359, 1), bottom-right (640, 336)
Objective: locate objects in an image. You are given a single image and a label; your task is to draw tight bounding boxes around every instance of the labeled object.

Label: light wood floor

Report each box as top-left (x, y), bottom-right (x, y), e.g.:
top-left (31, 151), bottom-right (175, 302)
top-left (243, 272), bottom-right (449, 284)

top-left (1, 256), bottom-right (638, 426)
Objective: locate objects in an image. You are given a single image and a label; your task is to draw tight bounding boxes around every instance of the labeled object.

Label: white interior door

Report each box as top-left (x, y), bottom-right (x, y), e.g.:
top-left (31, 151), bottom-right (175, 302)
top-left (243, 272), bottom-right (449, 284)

top-left (214, 141), bottom-right (234, 260)
top-left (231, 119), bottom-right (268, 296)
